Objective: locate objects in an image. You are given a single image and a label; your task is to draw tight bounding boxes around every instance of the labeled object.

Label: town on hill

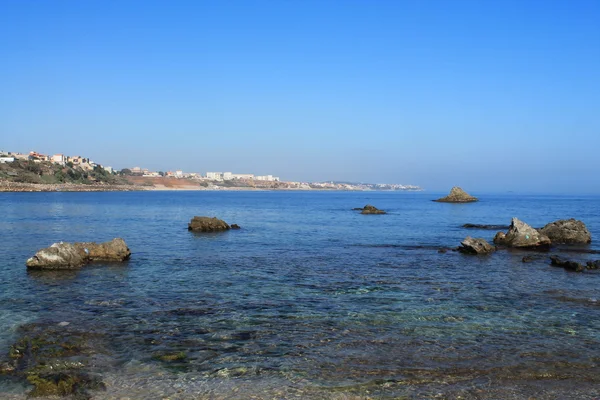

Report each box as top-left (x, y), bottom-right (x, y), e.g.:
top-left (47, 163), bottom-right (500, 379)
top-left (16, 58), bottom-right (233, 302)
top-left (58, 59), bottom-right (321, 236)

top-left (0, 149), bottom-right (421, 192)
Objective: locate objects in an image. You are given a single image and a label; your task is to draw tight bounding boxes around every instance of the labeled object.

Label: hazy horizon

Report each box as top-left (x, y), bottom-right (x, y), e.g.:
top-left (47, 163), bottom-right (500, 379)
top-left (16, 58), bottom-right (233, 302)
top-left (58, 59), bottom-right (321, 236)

top-left (1, 0), bottom-right (599, 193)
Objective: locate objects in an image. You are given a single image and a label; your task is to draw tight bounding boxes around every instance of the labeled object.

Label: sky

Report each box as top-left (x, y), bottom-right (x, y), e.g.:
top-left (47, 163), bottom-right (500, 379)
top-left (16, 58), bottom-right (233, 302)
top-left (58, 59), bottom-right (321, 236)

top-left (1, 0), bottom-right (599, 193)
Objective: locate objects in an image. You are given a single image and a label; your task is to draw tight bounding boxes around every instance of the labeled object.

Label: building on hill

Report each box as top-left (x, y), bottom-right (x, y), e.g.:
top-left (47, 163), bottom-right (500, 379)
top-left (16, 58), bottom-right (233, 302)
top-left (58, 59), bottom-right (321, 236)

top-left (232, 174), bottom-right (254, 180)
top-left (52, 154), bottom-right (66, 166)
top-left (255, 175), bottom-right (280, 182)
top-left (206, 172), bottom-right (223, 180)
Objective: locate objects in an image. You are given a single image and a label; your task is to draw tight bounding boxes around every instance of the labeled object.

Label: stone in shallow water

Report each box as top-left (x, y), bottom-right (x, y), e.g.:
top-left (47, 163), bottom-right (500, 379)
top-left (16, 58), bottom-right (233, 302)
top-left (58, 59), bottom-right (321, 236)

top-left (493, 218), bottom-right (551, 250)
top-left (3, 322), bottom-right (108, 398)
top-left (458, 237), bottom-right (495, 255)
top-left (26, 238), bottom-right (131, 269)
top-left (540, 218), bottom-right (592, 244)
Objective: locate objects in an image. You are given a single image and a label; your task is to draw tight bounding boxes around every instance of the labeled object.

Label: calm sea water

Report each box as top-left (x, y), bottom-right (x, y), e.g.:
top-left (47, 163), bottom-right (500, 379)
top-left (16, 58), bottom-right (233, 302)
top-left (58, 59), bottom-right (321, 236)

top-left (1, 191), bottom-right (600, 399)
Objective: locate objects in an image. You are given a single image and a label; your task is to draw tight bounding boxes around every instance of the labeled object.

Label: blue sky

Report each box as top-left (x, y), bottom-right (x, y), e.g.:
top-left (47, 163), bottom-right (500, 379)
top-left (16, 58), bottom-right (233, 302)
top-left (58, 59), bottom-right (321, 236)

top-left (1, 0), bottom-right (599, 193)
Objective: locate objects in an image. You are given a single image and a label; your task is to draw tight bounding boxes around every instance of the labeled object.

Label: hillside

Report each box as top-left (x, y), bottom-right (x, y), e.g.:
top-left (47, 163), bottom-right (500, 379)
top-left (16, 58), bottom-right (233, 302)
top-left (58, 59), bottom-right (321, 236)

top-left (0, 160), bottom-right (130, 186)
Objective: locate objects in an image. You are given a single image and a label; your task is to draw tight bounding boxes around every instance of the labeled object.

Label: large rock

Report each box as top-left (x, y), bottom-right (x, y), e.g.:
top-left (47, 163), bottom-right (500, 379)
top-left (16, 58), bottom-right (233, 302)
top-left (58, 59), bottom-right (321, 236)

top-left (458, 236), bottom-right (495, 254)
top-left (357, 204), bottom-right (386, 215)
top-left (493, 218), bottom-right (551, 249)
top-left (188, 216), bottom-right (231, 232)
top-left (26, 239), bottom-right (131, 269)
top-left (26, 243), bottom-right (88, 269)
top-left (434, 187), bottom-right (478, 203)
top-left (539, 219), bottom-right (591, 244)
top-left (74, 238), bottom-right (131, 262)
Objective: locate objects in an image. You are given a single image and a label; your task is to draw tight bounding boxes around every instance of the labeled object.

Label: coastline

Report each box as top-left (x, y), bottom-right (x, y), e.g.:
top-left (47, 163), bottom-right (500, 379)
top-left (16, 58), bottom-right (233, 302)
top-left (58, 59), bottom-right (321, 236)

top-left (0, 181), bottom-right (147, 192)
top-left (0, 181), bottom-right (423, 193)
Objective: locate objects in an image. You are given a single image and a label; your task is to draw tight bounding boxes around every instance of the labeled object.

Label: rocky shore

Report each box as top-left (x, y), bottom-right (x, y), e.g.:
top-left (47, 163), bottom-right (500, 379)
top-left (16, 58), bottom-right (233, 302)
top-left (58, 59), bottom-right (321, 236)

top-left (0, 181), bottom-right (145, 192)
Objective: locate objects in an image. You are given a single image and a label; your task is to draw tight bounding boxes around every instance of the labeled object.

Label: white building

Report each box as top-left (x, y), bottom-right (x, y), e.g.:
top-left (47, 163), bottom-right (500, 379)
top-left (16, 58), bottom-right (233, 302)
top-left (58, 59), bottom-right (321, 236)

top-left (0, 157), bottom-right (15, 163)
top-left (206, 172), bottom-right (223, 180)
top-left (175, 170), bottom-right (183, 178)
top-left (51, 154), bottom-right (66, 165)
top-left (222, 172), bottom-right (233, 180)
top-left (255, 175), bottom-right (280, 182)
top-left (232, 173), bottom-right (254, 180)
top-left (104, 166), bottom-right (114, 174)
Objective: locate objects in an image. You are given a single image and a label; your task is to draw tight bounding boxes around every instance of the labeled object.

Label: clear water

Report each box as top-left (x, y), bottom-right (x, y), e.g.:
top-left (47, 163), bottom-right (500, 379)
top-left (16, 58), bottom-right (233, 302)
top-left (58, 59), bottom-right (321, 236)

top-left (1, 191), bottom-right (600, 399)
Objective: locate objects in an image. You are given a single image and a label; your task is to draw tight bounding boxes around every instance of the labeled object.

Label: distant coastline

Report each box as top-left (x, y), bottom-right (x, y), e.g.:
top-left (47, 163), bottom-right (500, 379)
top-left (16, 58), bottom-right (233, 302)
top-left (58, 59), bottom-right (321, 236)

top-left (0, 179), bottom-right (423, 193)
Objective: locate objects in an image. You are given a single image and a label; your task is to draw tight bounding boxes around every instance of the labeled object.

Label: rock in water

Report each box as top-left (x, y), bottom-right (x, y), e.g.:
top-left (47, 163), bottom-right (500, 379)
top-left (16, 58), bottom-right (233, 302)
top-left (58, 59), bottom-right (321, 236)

top-left (550, 255), bottom-right (585, 272)
top-left (358, 205), bottom-right (386, 215)
top-left (74, 238), bottom-right (131, 262)
top-left (458, 236), bottom-right (495, 254)
top-left (26, 242), bottom-right (88, 269)
top-left (462, 223), bottom-right (510, 230)
top-left (586, 260), bottom-right (600, 270)
top-left (26, 239), bottom-right (131, 269)
top-left (230, 224), bottom-right (241, 230)
top-left (188, 216), bottom-right (231, 232)
top-left (493, 218), bottom-right (552, 250)
top-left (434, 187), bottom-right (478, 203)
top-left (539, 219), bottom-right (592, 244)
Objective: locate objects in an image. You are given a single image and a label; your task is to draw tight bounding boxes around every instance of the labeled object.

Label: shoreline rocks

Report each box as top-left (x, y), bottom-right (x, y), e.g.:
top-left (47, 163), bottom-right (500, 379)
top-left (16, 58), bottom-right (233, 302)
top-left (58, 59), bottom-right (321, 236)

top-left (458, 237), bottom-right (495, 255)
top-left (188, 216), bottom-right (231, 232)
top-left (539, 219), bottom-right (592, 244)
top-left (354, 204), bottom-right (386, 215)
top-left (26, 239), bottom-right (131, 269)
top-left (493, 218), bottom-right (551, 250)
top-left (434, 187), bottom-right (478, 203)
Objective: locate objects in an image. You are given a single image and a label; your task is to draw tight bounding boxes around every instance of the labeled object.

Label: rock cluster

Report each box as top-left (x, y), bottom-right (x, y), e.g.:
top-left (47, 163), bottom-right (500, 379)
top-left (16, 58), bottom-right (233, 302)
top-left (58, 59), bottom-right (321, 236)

top-left (458, 237), bottom-right (495, 255)
top-left (434, 187), bottom-right (478, 203)
top-left (539, 219), bottom-right (592, 244)
top-left (354, 204), bottom-right (386, 214)
top-left (188, 216), bottom-right (232, 232)
top-left (493, 218), bottom-right (551, 250)
top-left (26, 238), bottom-right (131, 269)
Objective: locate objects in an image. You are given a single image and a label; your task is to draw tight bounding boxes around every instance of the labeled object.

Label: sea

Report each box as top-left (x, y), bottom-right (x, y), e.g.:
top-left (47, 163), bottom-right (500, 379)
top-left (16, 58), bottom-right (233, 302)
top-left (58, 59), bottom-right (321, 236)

top-left (1, 190), bottom-right (599, 399)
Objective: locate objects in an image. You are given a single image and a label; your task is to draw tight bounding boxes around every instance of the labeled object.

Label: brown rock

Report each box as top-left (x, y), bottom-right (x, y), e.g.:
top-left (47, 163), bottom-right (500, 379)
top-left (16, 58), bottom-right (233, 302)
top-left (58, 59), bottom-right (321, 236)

top-left (458, 236), bottom-right (495, 255)
top-left (359, 204), bottom-right (386, 215)
top-left (74, 238), bottom-right (131, 262)
top-left (539, 219), bottom-right (592, 244)
top-left (434, 187), bottom-right (478, 203)
top-left (188, 216), bottom-right (231, 232)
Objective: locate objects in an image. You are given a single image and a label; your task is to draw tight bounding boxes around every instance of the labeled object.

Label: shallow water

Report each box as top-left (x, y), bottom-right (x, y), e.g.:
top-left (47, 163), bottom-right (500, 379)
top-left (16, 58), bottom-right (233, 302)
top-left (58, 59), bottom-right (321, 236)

top-left (1, 191), bottom-right (600, 399)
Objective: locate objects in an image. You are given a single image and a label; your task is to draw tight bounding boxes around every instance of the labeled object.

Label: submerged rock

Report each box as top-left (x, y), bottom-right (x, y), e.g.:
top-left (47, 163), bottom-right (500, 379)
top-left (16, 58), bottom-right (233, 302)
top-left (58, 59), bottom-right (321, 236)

top-left (550, 255), bottom-right (585, 272)
top-left (357, 204), bottom-right (386, 215)
top-left (3, 322), bottom-right (107, 398)
top-left (434, 187), bottom-right (478, 203)
top-left (188, 216), bottom-right (231, 232)
top-left (586, 260), bottom-right (600, 270)
top-left (26, 239), bottom-right (131, 269)
top-left (522, 255), bottom-right (545, 263)
top-left (493, 218), bottom-right (551, 250)
top-left (462, 223), bottom-right (510, 230)
top-left (539, 219), bottom-right (592, 244)
top-left (230, 224), bottom-right (241, 230)
top-left (458, 236), bottom-right (495, 255)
